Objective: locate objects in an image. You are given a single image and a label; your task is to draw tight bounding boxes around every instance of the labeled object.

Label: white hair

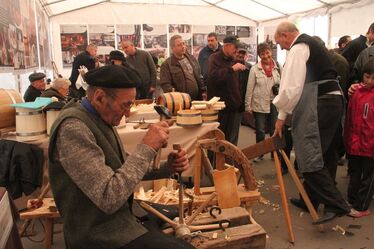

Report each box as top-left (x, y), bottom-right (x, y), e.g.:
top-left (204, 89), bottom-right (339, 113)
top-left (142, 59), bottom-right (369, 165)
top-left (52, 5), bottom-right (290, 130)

top-left (51, 78), bottom-right (71, 90)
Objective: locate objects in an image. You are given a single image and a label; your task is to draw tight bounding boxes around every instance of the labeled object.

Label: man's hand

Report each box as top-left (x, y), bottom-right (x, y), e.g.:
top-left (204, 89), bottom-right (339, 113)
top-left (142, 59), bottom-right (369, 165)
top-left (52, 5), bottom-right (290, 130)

top-left (232, 63), bottom-right (246, 72)
top-left (273, 119), bottom-right (285, 138)
top-left (142, 121), bottom-right (169, 151)
top-left (167, 149), bottom-right (189, 173)
top-left (348, 83), bottom-right (360, 96)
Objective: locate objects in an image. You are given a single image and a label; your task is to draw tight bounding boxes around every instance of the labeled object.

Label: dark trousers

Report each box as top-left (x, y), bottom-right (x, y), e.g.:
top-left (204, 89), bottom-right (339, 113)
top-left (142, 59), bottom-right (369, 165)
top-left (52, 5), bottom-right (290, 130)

top-left (253, 104), bottom-right (278, 143)
top-left (218, 111), bottom-right (242, 146)
top-left (347, 155), bottom-right (374, 211)
top-left (301, 95), bottom-right (349, 214)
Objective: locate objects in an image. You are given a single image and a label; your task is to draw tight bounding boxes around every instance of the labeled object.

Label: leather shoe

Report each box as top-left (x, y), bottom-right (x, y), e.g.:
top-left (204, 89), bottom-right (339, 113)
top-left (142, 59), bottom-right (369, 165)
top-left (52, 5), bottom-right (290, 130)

top-left (312, 212), bottom-right (337, 225)
top-left (290, 198), bottom-right (308, 212)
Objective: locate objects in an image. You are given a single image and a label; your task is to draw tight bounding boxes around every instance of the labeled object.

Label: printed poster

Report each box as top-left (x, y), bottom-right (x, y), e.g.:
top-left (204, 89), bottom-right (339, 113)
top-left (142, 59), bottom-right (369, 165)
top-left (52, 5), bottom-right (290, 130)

top-left (117, 24), bottom-right (141, 49)
top-left (60, 24), bottom-right (88, 68)
top-left (89, 24), bottom-right (115, 65)
top-left (192, 25), bottom-right (215, 58)
top-left (143, 24), bottom-right (167, 58)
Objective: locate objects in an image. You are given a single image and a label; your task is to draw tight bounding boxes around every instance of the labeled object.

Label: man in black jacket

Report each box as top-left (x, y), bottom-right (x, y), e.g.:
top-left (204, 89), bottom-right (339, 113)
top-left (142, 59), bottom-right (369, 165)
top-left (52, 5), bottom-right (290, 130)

top-left (68, 44), bottom-right (97, 100)
top-left (342, 22), bottom-right (374, 84)
top-left (23, 72), bottom-right (46, 102)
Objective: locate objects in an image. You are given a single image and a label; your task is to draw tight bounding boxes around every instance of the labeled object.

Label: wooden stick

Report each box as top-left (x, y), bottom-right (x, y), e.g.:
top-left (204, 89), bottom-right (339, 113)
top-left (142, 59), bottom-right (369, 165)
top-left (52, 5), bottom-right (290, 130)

top-left (186, 192), bottom-right (217, 225)
top-left (273, 151), bottom-right (295, 243)
top-left (194, 146), bottom-right (202, 195)
top-left (280, 150), bottom-right (324, 232)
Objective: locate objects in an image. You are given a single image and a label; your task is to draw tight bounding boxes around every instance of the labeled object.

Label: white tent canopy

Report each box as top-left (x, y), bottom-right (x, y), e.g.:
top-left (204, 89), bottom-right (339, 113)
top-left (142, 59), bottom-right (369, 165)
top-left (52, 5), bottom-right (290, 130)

top-left (41, 0), bottom-right (370, 23)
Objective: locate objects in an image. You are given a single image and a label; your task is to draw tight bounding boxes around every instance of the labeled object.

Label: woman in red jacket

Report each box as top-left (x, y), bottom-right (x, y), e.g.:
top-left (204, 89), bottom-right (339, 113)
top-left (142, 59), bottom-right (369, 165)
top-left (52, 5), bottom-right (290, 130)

top-left (345, 59), bottom-right (374, 218)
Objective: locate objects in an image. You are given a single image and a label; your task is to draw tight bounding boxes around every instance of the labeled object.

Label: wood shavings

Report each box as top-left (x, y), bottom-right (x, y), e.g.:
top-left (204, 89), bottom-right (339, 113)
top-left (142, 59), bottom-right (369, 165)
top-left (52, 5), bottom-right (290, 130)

top-left (259, 209), bottom-right (265, 214)
top-left (212, 233), bottom-right (218, 239)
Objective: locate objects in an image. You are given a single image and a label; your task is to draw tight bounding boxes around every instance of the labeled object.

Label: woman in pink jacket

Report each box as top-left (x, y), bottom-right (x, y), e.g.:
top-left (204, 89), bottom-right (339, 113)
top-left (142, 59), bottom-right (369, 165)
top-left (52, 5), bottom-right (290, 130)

top-left (345, 59), bottom-right (374, 218)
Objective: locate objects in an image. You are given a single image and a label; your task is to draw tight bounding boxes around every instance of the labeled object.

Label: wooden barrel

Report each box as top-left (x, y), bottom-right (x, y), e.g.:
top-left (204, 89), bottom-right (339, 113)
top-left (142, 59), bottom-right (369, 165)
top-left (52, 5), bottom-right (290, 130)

top-left (15, 107), bottom-right (47, 141)
top-left (201, 109), bottom-right (218, 123)
top-left (46, 110), bottom-right (60, 135)
top-left (157, 92), bottom-right (191, 115)
top-left (176, 109), bottom-right (202, 127)
top-left (0, 89), bottom-right (23, 129)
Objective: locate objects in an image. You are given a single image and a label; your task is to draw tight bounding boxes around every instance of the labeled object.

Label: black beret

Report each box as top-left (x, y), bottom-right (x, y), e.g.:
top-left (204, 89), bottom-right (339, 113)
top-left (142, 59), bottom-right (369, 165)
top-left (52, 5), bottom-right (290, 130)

top-left (83, 65), bottom-right (139, 88)
top-left (223, 35), bottom-right (240, 47)
top-left (29, 72), bottom-right (46, 82)
top-left (109, 50), bottom-right (126, 62)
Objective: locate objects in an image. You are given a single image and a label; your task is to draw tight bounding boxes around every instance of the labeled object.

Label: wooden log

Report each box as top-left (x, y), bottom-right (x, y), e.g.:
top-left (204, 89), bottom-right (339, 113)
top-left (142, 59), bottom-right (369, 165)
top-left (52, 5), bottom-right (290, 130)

top-left (191, 223), bottom-right (266, 249)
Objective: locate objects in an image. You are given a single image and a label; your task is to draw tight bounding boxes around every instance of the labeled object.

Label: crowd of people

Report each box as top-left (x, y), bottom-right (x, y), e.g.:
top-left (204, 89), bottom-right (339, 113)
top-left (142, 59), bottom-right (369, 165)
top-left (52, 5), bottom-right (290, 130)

top-left (20, 21), bottom-right (373, 249)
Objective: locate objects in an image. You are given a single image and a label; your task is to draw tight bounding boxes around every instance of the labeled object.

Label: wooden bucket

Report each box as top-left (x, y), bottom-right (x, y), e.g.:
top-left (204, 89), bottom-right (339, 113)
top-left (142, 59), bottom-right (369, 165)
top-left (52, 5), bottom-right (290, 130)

top-left (201, 109), bottom-right (218, 123)
top-left (15, 107), bottom-right (47, 141)
top-left (157, 92), bottom-right (191, 115)
top-left (46, 110), bottom-right (61, 135)
top-left (0, 89), bottom-right (23, 129)
top-left (176, 109), bottom-right (202, 127)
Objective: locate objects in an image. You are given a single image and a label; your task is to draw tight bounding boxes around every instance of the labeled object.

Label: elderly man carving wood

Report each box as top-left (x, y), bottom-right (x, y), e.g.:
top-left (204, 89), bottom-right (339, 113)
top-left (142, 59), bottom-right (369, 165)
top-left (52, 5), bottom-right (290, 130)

top-left (48, 65), bottom-right (194, 249)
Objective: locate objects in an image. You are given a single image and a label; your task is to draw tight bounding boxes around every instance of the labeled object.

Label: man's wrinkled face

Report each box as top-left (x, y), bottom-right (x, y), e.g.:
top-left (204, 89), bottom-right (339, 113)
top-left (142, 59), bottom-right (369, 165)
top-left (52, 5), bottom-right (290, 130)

top-left (235, 51), bottom-right (246, 62)
top-left (223, 43), bottom-right (237, 59)
top-left (207, 36), bottom-right (218, 49)
top-left (122, 42), bottom-right (136, 56)
top-left (172, 38), bottom-right (186, 57)
top-left (88, 47), bottom-right (97, 57)
top-left (275, 32), bottom-right (289, 50)
top-left (98, 88), bottom-right (136, 126)
top-left (32, 78), bottom-right (46, 91)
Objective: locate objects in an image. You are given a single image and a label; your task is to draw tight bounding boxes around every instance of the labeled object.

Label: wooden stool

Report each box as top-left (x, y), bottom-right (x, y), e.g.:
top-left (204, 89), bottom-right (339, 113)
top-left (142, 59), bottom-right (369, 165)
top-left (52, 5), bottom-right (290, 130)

top-left (19, 198), bottom-right (60, 249)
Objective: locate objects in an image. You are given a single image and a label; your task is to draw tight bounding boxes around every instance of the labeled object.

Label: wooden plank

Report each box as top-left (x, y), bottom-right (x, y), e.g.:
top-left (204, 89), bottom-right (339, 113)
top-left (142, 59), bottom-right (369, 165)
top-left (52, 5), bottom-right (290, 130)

top-left (242, 135), bottom-right (285, 160)
top-left (191, 224), bottom-right (266, 249)
top-left (213, 167), bottom-right (240, 208)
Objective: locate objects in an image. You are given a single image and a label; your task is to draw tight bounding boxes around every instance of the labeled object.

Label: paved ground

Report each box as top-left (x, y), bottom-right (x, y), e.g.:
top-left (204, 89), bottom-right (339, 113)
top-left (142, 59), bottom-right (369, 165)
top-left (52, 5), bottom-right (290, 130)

top-left (22, 125), bottom-right (373, 249)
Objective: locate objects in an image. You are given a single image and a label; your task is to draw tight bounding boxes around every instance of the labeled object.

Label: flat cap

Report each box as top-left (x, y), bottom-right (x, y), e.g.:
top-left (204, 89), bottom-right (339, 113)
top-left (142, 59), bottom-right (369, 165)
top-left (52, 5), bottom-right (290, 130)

top-left (109, 50), bottom-right (126, 62)
top-left (29, 72), bottom-right (46, 82)
top-left (238, 42), bottom-right (247, 52)
top-left (83, 65), bottom-right (139, 88)
top-left (223, 35), bottom-right (240, 47)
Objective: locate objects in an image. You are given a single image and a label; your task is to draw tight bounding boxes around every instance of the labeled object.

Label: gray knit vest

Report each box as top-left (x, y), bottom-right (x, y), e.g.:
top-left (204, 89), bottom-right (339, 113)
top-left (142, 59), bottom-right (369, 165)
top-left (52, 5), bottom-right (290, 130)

top-left (48, 101), bottom-right (147, 249)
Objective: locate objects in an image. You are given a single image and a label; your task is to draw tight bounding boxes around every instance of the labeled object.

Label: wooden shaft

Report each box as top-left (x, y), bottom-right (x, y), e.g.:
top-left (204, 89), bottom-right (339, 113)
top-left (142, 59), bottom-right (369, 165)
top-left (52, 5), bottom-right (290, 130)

top-left (186, 192), bottom-right (217, 225)
top-left (140, 202), bottom-right (177, 228)
top-left (189, 222), bottom-right (229, 232)
top-left (280, 150), bottom-right (324, 232)
top-left (172, 143), bottom-right (185, 224)
top-left (273, 151), bottom-right (295, 243)
top-left (194, 146), bottom-right (202, 195)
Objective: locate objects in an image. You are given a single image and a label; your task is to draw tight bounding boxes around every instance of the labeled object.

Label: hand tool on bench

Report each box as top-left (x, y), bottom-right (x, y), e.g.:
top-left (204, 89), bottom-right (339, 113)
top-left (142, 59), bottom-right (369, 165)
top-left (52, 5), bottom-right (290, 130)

top-left (140, 192), bottom-right (227, 241)
top-left (153, 105), bottom-right (172, 169)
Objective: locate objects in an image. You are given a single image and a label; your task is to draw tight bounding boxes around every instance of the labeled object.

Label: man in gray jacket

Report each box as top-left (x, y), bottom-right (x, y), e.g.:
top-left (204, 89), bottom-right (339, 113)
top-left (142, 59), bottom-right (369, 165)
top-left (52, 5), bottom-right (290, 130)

top-left (48, 65), bottom-right (193, 249)
top-left (121, 40), bottom-right (157, 99)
